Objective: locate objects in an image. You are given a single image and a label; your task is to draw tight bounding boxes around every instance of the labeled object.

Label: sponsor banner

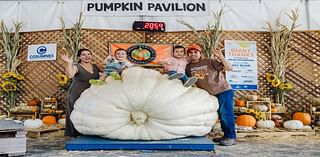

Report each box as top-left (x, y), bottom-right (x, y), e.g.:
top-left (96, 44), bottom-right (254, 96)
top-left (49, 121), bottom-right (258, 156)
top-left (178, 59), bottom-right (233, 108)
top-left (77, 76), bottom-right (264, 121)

top-left (84, 0), bottom-right (209, 16)
top-left (110, 43), bottom-right (172, 65)
top-left (224, 40), bottom-right (258, 90)
top-left (27, 43), bottom-right (57, 61)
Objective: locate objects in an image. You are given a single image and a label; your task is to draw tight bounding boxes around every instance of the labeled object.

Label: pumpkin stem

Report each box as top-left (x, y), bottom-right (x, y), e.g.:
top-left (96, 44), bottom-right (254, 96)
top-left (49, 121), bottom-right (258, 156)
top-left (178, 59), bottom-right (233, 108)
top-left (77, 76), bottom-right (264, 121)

top-left (130, 111), bottom-right (148, 125)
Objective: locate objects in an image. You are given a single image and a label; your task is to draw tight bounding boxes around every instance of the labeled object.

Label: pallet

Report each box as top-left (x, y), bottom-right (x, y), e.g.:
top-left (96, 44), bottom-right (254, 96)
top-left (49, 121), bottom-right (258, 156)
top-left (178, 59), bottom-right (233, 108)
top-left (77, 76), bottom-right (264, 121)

top-left (237, 130), bottom-right (316, 138)
top-left (65, 136), bottom-right (215, 151)
top-left (27, 125), bottom-right (64, 138)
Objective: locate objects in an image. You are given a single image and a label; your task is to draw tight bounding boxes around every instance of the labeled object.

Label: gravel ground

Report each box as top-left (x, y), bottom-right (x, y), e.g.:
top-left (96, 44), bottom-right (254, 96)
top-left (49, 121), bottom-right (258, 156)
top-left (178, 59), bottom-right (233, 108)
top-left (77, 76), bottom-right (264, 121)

top-left (23, 130), bottom-right (320, 157)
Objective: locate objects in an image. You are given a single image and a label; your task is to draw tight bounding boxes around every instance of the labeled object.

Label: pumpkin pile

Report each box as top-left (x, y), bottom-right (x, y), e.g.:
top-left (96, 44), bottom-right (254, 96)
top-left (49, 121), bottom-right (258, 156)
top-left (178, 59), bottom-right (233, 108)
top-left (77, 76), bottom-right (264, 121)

top-left (71, 67), bottom-right (219, 140)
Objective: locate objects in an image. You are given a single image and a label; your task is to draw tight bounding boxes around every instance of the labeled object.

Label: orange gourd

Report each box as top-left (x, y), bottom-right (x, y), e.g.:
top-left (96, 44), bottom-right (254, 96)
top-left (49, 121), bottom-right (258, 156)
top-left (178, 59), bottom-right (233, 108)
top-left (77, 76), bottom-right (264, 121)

top-left (235, 99), bottom-right (246, 107)
top-left (271, 108), bottom-right (277, 113)
top-left (292, 112), bottom-right (311, 125)
top-left (28, 98), bottom-right (41, 106)
top-left (31, 107), bottom-right (37, 113)
top-left (42, 115), bottom-right (57, 125)
top-left (236, 115), bottom-right (256, 127)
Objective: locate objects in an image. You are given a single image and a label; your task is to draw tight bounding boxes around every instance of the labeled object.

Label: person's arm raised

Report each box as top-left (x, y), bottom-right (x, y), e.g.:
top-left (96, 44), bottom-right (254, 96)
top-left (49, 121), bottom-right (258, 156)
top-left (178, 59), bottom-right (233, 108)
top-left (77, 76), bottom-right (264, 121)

top-left (61, 54), bottom-right (78, 78)
top-left (212, 48), bottom-right (232, 71)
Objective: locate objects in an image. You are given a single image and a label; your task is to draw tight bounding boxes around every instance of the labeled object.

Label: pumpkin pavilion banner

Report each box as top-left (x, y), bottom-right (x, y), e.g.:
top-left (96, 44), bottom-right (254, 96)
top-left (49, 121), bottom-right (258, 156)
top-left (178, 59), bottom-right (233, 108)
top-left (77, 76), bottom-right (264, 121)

top-left (224, 40), bottom-right (258, 90)
top-left (84, 0), bottom-right (209, 17)
top-left (109, 43), bottom-right (172, 65)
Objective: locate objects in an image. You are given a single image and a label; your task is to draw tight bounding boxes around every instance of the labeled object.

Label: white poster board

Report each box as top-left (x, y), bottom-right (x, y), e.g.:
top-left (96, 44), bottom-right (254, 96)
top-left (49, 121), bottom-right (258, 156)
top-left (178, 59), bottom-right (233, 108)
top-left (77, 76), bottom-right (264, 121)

top-left (224, 40), bottom-right (258, 90)
top-left (27, 43), bottom-right (57, 61)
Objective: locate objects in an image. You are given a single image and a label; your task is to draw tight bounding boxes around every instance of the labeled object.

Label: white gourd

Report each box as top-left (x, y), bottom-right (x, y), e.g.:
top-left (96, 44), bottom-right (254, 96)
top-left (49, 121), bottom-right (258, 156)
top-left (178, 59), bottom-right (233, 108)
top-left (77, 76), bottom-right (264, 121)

top-left (252, 105), bottom-right (268, 112)
top-left (24, 119), bottom-right (43, 129)
top-left (256, 120), bottom-right (275, 128)
top-left (71, 67), bottom-right (219, 140)
top-left (283, 120), bottom-right (303, 129)
top-left (58, 118), bottom-right (66, 126)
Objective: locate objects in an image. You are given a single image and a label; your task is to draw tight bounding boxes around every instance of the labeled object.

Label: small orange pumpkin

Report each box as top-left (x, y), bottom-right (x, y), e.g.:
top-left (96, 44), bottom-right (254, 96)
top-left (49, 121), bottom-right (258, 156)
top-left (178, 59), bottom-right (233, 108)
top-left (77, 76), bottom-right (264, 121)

top-left (42, 115), bottom-right (57, 125)
top-left (28, 98), bottom-right (41, 106)
top-left (31, 107), bottom-right (37, 113)
top-left (235, 99), bottom-right (246, 107)
top-left (292, 112), bottom-right (311, 125)
top-left (236, 115), bottom-right (256, 127)
top-left (271, 108), bottom-right (277, 113)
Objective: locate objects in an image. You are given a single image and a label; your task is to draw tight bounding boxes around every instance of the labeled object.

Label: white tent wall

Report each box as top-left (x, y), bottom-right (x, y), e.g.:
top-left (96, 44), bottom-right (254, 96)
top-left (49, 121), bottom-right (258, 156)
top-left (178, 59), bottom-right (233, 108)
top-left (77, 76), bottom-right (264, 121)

top-left (0, 0), bottom-right (318, 32)
top-left (308, 0), bottom-right (320, 30)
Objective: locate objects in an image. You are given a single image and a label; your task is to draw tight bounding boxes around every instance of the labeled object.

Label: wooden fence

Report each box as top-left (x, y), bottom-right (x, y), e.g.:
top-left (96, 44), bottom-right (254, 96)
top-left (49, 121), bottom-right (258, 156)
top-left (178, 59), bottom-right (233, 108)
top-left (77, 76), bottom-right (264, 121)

top-left (0, 29), bottom-right (319, 116)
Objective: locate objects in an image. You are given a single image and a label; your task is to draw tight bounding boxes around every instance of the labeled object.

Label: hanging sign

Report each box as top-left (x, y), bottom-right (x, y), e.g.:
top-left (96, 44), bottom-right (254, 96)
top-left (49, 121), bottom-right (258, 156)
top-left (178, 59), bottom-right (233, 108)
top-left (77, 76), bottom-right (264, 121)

top-left (224, 40), bottom-right (258, 90)
top-left (27, 43), bottom-right (57, 61)
top-left (84, 0), bottom-right (209, 17)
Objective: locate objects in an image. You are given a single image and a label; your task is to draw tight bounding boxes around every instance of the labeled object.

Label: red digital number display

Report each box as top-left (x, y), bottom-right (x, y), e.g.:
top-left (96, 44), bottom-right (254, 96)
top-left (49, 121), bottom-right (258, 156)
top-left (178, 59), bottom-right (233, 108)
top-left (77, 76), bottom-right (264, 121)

top-left (144, 22), bottom-right (164, 31)
top-left (133, 21), bottom-right (165, 32)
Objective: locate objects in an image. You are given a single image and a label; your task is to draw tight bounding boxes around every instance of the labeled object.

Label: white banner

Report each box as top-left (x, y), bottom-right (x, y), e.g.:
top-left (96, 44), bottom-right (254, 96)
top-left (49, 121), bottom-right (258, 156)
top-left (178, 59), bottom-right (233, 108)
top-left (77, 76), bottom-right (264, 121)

top-left (224, 40), bottom-right (258, 90)
top-left (0, 0), bottom-right (315, 32)
top-left (84, 0), bottom-right (210, 17)
top-left (27, 43), bottom-right (57, 61)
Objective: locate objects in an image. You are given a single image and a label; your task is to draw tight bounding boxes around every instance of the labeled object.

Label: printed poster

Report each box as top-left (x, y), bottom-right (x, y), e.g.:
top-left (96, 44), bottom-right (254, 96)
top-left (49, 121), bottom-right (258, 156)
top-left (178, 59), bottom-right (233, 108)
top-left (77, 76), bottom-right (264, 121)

top-left (224, 40), bottom-right (258, 90)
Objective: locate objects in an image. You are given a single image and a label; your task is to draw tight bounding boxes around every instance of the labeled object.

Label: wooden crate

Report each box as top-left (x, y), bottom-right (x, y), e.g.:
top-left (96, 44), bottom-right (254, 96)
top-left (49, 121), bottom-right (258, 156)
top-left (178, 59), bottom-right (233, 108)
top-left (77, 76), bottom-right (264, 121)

top-left (0, 121), bottom-right (26, 156)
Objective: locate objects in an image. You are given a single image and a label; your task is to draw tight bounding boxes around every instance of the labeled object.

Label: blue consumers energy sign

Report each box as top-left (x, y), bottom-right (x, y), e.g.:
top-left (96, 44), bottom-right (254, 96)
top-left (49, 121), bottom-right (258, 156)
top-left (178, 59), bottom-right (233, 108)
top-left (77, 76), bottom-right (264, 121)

top-left (27, 43), bottom-right (57, 61)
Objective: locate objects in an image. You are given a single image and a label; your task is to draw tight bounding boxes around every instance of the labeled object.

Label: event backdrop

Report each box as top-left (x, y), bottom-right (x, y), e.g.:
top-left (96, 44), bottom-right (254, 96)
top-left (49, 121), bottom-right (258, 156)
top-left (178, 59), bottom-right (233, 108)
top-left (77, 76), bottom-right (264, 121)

top-left (0, 0), bottom-right (320, 32)
top-left (0, 29), bottom-right (319, 116)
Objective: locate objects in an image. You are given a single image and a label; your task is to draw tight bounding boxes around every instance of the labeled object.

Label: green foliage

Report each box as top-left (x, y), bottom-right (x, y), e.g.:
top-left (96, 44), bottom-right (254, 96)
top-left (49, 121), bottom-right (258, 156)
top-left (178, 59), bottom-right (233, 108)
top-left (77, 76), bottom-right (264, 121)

top-left (60, 12), bottom-right (84, 63)
top-left (177, 7), bottom-right (224, 58)
top-left (0, 20), bottom-right (23, 72)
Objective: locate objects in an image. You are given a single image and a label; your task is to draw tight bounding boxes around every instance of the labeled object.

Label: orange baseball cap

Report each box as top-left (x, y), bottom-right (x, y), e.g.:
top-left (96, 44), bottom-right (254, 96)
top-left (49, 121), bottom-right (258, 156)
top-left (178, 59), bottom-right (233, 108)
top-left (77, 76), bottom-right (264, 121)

top-left (187, 44), bottom-right (202, 53)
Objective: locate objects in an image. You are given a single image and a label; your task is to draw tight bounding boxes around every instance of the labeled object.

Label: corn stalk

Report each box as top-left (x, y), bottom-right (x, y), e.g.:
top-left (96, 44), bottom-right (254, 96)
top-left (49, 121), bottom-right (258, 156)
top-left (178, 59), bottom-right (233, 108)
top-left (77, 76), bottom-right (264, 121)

top-left (264, 9), bottom-right (299, 105)
top-left (60, 12), bottom-right (84, 63)
top-left (0, 21), bottom-right (23, 73)
top-left (264, 9), bottom-right (299, 82)
top-left (177, 7), bottom-right (224, 58)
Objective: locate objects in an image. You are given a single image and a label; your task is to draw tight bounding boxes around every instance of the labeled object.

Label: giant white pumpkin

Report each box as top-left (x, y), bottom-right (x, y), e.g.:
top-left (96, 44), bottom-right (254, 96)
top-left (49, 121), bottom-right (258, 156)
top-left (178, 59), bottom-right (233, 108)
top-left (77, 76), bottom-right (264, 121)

top-left (71, 67), bottom-right (219, 140)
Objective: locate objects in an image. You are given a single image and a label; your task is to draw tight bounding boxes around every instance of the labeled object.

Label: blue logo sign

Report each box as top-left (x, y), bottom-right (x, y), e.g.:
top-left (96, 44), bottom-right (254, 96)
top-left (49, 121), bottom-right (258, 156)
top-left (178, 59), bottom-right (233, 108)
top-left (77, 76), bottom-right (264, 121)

top-left (37, 46), bottom-right (47, 54)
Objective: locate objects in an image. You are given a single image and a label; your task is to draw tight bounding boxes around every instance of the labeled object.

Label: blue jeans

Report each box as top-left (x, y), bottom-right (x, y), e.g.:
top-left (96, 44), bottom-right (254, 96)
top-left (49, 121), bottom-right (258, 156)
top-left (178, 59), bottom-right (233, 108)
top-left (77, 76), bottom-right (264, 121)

top-left (215, 90), bottom-right (236, 139)
top-left (168, 70), bottom-right (188, 83)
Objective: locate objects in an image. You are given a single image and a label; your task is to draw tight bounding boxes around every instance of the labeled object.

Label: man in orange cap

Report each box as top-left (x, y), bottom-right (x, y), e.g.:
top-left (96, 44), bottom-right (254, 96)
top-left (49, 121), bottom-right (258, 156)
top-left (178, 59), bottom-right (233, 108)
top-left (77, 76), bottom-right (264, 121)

top-left (186, 44), bottom-right (236, 146)
top-left (186, 44), bottom-right (202, 53)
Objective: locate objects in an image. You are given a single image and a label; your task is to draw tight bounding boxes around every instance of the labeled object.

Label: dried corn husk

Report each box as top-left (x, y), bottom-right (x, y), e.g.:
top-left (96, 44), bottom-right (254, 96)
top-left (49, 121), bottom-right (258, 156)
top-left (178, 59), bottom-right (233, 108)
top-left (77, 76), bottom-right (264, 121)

top-left (264, 9), bottom-right (299, 82)
top-left (60, 12), bottom-right (84, 63)
top-left (177, 7), bottom-right (224, 58)
top-left (0, 20), bottom-right (23, 72)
